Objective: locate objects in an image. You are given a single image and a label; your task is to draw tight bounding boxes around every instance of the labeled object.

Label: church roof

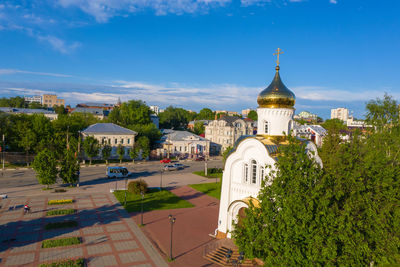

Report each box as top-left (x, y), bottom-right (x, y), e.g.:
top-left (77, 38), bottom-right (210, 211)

top-left (257, 66), bottom-right (296, 109)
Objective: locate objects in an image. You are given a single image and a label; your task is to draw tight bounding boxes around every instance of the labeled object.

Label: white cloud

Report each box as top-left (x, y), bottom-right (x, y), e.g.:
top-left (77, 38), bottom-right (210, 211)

top-left (0, 69), bottom-right (73, 77)
top-left (37, 35), bottom-right (81, 54)
top-left (329, 0), bottom-right (337, 4)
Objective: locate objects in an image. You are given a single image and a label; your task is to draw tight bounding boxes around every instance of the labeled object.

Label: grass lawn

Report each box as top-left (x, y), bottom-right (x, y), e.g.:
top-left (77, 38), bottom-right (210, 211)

top-left (193, 170), bottom-right (223, 179)
top-left (114, 188), bottom-right (194, 212)
top-left (189, 182), bottom-right (222, 200)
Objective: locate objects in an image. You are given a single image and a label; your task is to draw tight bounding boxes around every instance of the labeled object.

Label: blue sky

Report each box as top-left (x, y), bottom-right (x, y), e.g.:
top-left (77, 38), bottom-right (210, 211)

top-left (0, 0), bottom-right (399, 119)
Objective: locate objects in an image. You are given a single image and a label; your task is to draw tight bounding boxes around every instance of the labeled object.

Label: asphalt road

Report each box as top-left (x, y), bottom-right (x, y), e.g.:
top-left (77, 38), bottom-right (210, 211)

top-left (0, 160), bottom-right (223, 189)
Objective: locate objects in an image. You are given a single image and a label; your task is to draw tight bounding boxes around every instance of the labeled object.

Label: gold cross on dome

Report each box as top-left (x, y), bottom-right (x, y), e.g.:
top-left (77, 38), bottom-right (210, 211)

top-left (273, 48), bottom-right (284, 66)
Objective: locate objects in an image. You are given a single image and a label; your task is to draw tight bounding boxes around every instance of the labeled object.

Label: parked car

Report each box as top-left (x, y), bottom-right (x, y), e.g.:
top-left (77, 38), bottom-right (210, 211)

top-left (164, 164), bottom-right (177, 171)
top-left (195, 156), bottom-right (205, 161)
top-left (160, 158), bottom-right (171, 163)
top-left (173, 163), bottom-right (184, 170)
top-left (106, 167), bottom-right (132, 178)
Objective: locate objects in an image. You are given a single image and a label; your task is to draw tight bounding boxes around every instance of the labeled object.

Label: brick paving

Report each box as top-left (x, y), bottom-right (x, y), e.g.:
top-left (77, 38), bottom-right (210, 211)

top-left (130, 186), bottom-right (220, 267)
top-left (0, 192), bottom-right (167, 267)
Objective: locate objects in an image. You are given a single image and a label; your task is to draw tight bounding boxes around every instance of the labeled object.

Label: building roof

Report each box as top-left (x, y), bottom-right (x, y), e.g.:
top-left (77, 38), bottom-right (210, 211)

top-left (77, 103), bottom-right (115, 108)
top-left (0, 107), bottom-right (55, 114)
top-left (217, 116), bottom-right (245, 126)
top-left (82, 123), bottom-right (137, 135)
top-left (162, 130), bottom-right (207, 142)
top-left (72, 107), bottom-right (105, 116)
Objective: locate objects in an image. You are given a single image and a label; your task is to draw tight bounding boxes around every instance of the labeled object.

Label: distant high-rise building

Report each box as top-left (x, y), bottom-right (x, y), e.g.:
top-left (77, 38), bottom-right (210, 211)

top-left (150, 105), bottom-right (160, 115)
top-left (241, 108), bottom-right (253, 117)
top-left (331, 107), bottom-right (349, 121)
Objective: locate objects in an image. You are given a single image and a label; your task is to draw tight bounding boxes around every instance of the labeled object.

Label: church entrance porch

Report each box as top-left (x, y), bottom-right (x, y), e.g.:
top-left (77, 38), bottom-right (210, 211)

top-left (227, 200), bottom-right (249, 238)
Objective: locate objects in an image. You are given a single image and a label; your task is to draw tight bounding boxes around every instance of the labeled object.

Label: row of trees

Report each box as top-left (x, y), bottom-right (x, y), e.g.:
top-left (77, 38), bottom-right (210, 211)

top-left (233, 94), bottom-right (400, 265)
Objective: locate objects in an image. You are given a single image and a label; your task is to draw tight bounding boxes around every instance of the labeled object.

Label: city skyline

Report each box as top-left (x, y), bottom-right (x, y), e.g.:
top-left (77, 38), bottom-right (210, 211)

top-left (1, 0), bottom-right (399, 118)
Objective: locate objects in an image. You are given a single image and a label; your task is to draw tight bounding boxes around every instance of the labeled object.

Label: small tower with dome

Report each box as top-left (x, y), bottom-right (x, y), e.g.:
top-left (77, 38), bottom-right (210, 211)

top-left (215, 49), bottom-right (321, 239)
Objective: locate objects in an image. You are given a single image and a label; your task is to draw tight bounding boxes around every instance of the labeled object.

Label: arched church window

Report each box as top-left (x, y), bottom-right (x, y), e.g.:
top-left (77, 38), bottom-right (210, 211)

top-left (264, 121), bottom-right (269, 135)
top-left (251, 160), bottom-right (257, 184)
top-left (244, 164), bottom-right (249, 183)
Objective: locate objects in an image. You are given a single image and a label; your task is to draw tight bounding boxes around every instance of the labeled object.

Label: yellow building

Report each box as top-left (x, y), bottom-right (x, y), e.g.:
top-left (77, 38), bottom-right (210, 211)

top-left (42, 94), bottom-right (65, 107)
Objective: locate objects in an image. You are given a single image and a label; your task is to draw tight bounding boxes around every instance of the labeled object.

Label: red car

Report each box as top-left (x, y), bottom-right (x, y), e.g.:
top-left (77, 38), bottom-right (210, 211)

top-left (160, 158), bottom-right (171, 163)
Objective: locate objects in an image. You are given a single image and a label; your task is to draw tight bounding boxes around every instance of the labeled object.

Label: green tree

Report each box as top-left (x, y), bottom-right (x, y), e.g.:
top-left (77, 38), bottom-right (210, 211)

top-left (196, 108), bottom-right (215, 120)
top-left (54, 105), bottom-right (67, 115)
top-left (32, 149), bottom-right (58, 189)
top-left (129, 145), bottom-right (139, 163)
top-left (18, 120), bottom-right (36, 166)
top-left (159, 106), bottom-right (192, 129)
top-left (59, 149), bottom-right (80, 185)
top-left (116, 144), bottom-right (125, 164)
top-left (193, 121), bottom-right (205, 135)
top-left (136, 136), bottom-right (150, 160)
top-left (82, 136), bottom-right (99, 165)
top-left (0, 96), bottom-right (26, 108)
top-left (366, 93), bottom-right (399, 132)
top-left (108, 100), bottom-right (151, 126)
top-left (321, 118), bottom-right (346, 132)
top-left (130, 123), bottom-right (161, 148)
top-left (247, 110), bottom-right (257, 121)
top-left (221, 146), bottom-right (233, 165)
top-left (101, 144), bottom-right (112, 165)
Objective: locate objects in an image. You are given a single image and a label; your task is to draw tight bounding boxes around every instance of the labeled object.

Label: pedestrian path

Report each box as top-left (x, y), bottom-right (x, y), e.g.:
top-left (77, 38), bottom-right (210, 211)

top-left (0, 192), bottom-right (167, 267)
top-left (130, 186), bottom-right (220, 267)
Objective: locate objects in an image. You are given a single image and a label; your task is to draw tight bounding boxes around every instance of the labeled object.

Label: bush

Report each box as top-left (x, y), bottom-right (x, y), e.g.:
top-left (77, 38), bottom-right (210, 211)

top-left (45, 220), bottom-right (78, 230)
top-left (38, 258), bottom-right (84, 267)
top-left (46, 209), bottom-right (76, 216)
top-left (42, 237), bottom-right (81, 248)
top-left (128, 179), bottom-right (148, 194)
top-left (48, 199), bottom-right (74, 205)
top-left (209, 168), bottom-right (222, 174)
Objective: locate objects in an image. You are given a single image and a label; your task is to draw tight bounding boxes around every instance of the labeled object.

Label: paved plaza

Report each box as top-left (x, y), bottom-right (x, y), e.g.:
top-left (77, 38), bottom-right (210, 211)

top-left (0, 192), bottom-right (167, 267)
top-left (0, 169), bottom-right (221, 267)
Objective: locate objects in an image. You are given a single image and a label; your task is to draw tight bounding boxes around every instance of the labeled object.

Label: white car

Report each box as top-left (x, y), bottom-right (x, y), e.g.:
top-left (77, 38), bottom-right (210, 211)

top-left (173, 163), bottom-right (184, 170)
top-left (164, 164), bottom-right (177, 171)
top-left (106, 167), bottom-right (132, 178)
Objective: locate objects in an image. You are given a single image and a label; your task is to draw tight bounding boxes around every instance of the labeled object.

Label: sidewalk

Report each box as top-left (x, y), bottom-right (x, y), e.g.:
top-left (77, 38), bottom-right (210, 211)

top-left (130, 186), bottom-right (220, 267)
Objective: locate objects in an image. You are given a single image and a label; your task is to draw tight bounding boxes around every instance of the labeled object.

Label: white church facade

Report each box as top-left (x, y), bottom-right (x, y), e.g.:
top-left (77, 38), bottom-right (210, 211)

top-left (216, 51), bottom-right (321, 239)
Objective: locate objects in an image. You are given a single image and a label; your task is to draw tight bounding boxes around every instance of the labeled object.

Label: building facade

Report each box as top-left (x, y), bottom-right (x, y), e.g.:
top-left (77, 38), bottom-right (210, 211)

top-left (24, 95), bottom-right (42, 104)
top-left (158, 130), bottom-right (210, 159)
top-left (293, 124), bottom-right (327, 147)
top-left (205, 116), bottom-right (253, 154)
top-left (81, 123), bottom-right (137, 159)
top-left (42, 94), bottom-right (65, 107)
top-left (331, 107), bottom-right (349, 121)
top-left (216, 62), bottom-right (322, 239)
top-left (0, 107), bottom-right (58, 121)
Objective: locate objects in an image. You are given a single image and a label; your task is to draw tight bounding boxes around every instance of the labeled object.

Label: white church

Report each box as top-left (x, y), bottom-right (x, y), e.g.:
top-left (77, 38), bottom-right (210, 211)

top-left (216, 51), bottom-right (321, 239)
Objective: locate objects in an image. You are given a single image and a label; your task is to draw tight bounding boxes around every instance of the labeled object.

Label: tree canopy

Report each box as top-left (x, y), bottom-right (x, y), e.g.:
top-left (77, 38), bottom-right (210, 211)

top-left (233, 96), bottom-right (400, 266)
top-left (247, 110), bottom-right (258, 121)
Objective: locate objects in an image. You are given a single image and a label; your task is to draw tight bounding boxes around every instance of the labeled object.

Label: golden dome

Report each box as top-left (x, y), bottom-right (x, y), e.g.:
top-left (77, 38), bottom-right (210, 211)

top-left (257, 66), bottom-right (295, 108)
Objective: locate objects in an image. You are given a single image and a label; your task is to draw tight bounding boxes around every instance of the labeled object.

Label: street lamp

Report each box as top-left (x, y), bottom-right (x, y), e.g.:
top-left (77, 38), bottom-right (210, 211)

top-left (124, 177), bottom-right (128, 206)
top-left (225, 250), bottom-right (244, 267)
top-left (140, 191), bottom-right (145, 226)
top-left (168, 214), bottom-right (176, 260)
top-left (160, 165), bottom-right (163, 191)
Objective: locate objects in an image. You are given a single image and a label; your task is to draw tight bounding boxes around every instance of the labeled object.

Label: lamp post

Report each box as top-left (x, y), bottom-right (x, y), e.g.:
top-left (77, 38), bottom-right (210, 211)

top-left (160, 165), bottom-right (163, 191)
top-left (124, 177), bottom-right (128, 206)
top-left (168, 214), bottom-right (176, 260)
top-left (140, 191), bottom-right (145, 225)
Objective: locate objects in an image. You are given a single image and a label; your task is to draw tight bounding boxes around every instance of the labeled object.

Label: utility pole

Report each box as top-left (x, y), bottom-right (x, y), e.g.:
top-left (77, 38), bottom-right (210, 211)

top-left (2, 134), bottom-right (4, 175)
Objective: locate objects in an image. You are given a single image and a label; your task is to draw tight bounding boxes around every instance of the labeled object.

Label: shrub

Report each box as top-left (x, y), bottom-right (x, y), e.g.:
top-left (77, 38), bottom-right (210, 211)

top-left (54, 189), bottom-right (67, 193)
top-left (46, 209), bottom-right (76, 217)
top-left (209, 168), bottom-right (223, 174)
top-left (128, 179), bottom-right (148, 194)
top-left (42, 237), bottom-right (81, 248)
top-left (38, 258), bottom-right (85, 267)
top-left (45, 220), bottom-right (78, 230)
top-left (48, 199), bottom-right (74, 205)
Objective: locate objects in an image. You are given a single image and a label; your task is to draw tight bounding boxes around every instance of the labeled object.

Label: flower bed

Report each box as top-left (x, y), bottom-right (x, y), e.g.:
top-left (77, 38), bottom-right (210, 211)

top-left (46, 209), bottom-right (76, 217)
top-left (48, 199), bottom-right (74, 205)
top-left (38, 258), bottom-right (84, 267)
top-left (42, 237), bottom-right (82, 248)
top-left (45, 220), bottom-right (78, 230)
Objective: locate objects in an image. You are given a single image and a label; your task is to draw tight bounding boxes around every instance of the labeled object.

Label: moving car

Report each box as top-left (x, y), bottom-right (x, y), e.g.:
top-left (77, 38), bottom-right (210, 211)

top-left (106, 167), bottom-right (132, 178)
top-left (160, 158), bottom-right (171, 163)
top-left (195, 156), bottom-right (205, 161)
top-left (173, 163), bottom-right (184, 170)
top-left (164, 164), bottom-right (177, 171)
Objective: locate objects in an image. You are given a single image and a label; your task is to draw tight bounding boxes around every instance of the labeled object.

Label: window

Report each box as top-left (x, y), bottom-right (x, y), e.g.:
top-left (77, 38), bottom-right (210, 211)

top-left (114, 139), bottom-right (117, 144)
top-left (251, 160), bottom-right (257, 184)
top-left (244, 164), bottom-right (249, 183)
top-left (127, 138), bottom-right (130, 144)
top-left (121, 139), bottom-right (124, 144)
top-left (264, 121), bottom-right (269, 134)
top-left (108, 139), bottom-right (111, 144)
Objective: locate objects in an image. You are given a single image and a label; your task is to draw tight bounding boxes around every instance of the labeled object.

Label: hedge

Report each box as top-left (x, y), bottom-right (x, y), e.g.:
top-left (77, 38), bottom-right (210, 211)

top-left (38, 258), bottom-right (84, 267)
top-left (46, 209), bottom-right (76, 217)
top-left (45, 220), bottom-right (78, 230)
top-left (48, 199), bottom-right (74, 205)
top-left (42, 237), bottom-right (81, 248)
